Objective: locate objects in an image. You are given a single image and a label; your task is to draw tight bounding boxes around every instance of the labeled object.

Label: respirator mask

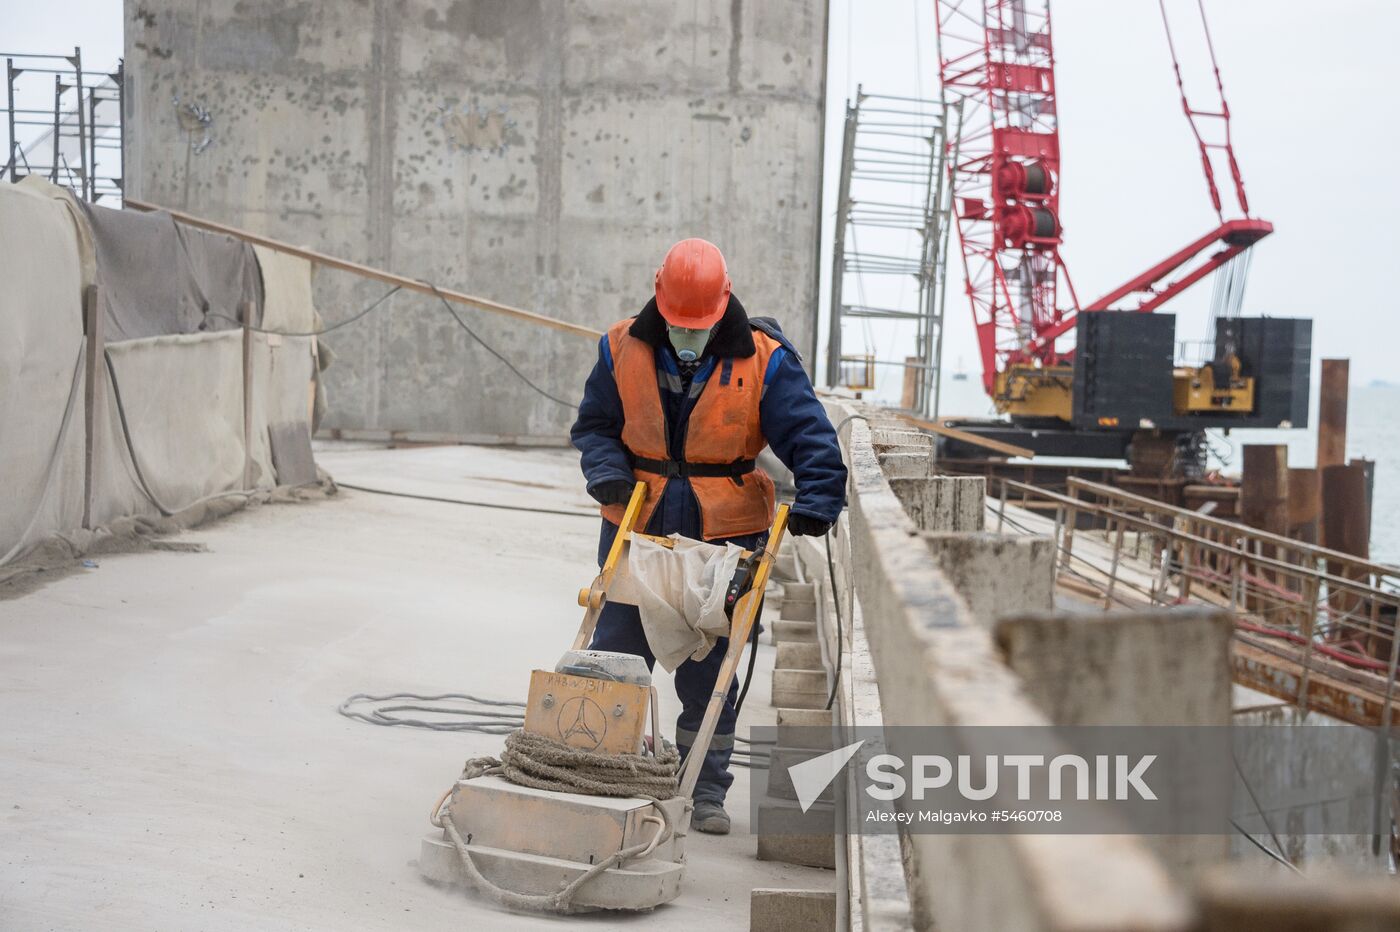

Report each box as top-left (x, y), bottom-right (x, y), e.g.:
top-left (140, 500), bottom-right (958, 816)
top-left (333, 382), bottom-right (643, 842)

top-left (667, 325), bottom-right (712, 363)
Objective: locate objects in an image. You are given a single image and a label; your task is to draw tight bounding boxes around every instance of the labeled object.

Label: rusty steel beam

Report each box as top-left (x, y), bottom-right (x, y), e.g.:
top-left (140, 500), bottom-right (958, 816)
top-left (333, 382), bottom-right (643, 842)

top-left (1287, 467), bottom-right (1320, 546)
top-left (1241, 445), bottom-right (1288, 536)
top-left (1323, 459), bottom-right (1377, 651)
top-left (1232, 637), bottom-right (1394, 727)
top-left (1318, 359), bottom-right (1350, 471)
top-left (1241, 445), bottom-right (1288, 607)
top-left (1322, 461), bottom-right (1373, 560)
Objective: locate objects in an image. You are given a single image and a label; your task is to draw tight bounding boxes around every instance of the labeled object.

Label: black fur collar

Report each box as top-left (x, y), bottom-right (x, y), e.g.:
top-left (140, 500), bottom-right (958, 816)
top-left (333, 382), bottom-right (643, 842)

top-left (628, 294), bottom-right (756, 359)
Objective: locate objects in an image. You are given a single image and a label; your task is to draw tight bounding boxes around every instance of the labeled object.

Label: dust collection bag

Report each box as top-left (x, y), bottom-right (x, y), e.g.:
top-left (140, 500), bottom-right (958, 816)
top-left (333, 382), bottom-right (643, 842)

top-left (609, 534), bottom-right (744, 671)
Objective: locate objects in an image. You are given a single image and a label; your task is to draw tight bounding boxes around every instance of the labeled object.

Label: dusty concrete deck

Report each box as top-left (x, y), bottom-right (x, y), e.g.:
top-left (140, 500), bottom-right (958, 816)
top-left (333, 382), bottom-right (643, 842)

top-left (0, 442), bottom-right (831, 930)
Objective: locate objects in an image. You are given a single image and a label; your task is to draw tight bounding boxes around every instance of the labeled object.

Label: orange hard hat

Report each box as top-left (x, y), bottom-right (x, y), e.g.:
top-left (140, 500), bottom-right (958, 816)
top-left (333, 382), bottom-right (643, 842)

top-left (654, 238), bottom-right (731, 329)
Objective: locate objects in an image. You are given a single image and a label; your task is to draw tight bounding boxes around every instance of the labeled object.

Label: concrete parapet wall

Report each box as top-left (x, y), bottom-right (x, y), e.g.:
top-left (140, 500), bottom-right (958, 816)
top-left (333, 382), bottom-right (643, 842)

top-left (996, 608), bottom-right (1235, 874)
top-left (888, 475), bottom-right (985, 532)
top-left (877, 452), bottom-right (934, 479)
top-left (923, 531), bottom-right (1055, 627)
top-left (995, 608), bottom-right (1234, 727)
top-left (829, 401), bottom-right (1190, 932)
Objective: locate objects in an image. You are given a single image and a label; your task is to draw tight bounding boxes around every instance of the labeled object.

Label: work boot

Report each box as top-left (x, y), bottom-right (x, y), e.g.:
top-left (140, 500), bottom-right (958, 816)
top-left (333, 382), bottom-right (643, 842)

top-left (691, 800), bottom-right (731, 835)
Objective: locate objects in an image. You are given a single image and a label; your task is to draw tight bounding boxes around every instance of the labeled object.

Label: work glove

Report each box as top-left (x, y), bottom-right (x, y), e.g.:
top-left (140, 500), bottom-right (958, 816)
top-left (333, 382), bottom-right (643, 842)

top-left (787, 512), bottom-right (833, 537)
top-left (589, 479), bottom-right (635, 506)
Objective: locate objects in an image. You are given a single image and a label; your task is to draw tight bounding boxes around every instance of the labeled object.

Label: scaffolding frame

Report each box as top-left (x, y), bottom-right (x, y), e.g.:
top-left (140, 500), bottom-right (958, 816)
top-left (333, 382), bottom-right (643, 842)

top-left (2, 47), bottom-right (124, 203)
top-left (825, 88), bottom-right (960, 417)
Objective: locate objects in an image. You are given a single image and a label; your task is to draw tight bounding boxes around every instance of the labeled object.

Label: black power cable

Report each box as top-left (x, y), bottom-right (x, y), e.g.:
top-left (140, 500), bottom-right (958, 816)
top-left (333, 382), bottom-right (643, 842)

top-left (337, 482), bottom-right (597, 519)
top-left (209, 277), bottom-right (578, 412)
top-left (424, 282), bottom-right (579, 411)
top-left (205, 284), bottom-right (403, 337)
top-left (824, 530), bottom-right (844, 710)
top-left (733, 598), bottom-right (765, 716)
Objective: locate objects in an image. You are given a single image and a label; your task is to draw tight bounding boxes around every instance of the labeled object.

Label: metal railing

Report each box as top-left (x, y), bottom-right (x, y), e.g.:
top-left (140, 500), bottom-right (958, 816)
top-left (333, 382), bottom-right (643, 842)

top-left (991, 476), bottom-right (1400, 728)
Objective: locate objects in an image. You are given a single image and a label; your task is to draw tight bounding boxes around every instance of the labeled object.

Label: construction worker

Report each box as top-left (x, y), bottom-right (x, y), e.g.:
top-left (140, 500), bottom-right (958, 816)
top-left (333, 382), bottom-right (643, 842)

top-left (572, 238), bottom-right (847, 835)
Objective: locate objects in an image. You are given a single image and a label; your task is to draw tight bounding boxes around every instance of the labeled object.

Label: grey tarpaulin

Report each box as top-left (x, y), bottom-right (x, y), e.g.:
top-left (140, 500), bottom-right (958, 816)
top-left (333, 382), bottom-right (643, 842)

top-left (608, 534), bottom-right (744, 671)
top-left (76, 199), bottom-right (263, 340)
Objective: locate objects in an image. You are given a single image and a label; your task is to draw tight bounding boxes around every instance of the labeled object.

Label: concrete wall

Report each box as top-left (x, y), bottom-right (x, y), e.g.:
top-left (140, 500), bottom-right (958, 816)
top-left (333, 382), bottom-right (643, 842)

top-left (124, 0), bottom-right (827, 439)
top-left (827, 399), bottom-right (1192, 932)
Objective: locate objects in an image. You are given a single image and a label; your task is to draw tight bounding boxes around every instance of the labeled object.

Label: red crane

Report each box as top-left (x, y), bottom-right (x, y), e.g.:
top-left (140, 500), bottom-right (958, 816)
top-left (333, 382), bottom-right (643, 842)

top-left (935, 0), bottom-right (1271, 403)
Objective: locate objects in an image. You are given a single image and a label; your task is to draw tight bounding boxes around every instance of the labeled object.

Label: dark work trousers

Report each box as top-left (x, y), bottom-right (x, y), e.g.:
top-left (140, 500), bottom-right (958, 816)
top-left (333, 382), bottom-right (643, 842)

top-left (591, 515), bottom-right (763, 806)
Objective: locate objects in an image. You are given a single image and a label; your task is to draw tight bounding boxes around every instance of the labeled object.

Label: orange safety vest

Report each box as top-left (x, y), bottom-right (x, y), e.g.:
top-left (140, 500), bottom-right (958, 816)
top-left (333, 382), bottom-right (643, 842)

top-left (599, 317), bottom-right (779, 540)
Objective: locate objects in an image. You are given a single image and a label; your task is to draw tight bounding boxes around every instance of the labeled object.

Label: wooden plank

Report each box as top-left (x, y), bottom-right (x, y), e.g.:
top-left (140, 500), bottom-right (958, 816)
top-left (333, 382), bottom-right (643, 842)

top-left (900, 355), bottom-right (920, 410)
top-left (81, 284), bottom-right (103, 529)
top-left (123, 197), bottom-right (603, 340)
top-left (241, 300), bottom-right (254, 490)
top-left (900, 415), bottom-right (1035, 459)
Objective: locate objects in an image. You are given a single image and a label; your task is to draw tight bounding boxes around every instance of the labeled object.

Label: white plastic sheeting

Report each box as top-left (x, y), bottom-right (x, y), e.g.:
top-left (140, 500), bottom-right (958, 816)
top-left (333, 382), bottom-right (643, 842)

top-left (0, 183), bottom-right (88, 562)
top-left (252, 245), bottom-right (316, 334)
top-left (0, 182), bottom-right (320, 564)
top-left (89, 331), bottom-right (316, 527)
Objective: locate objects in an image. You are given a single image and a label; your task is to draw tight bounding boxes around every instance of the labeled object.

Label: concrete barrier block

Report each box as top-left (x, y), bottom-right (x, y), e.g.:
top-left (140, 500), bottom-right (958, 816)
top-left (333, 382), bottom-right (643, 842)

top-left (921, 531), bottom-right (1054, 627)
top-left (996, 607), bottom-right (1234, 875)
top-left (1196, 868), bottom-right (1400, 932)
top-left (776, 707), bottom-right (833, 728)
top-left (757, 832), bottom-right (837, 870)
top-left (776, 641), bottom-right (823, 671)
top-left (878, 451), bottom-right (933, 478)
top-left (773, 550), bottom-right (799, 582)
top-left (890, 475), bottom-right (986, 532)
top-left (751, 888), bottom-right (837, 931)
top-left (772, 669), bottom-right (828, 709)
top-left (780, 599), bottom-right (816, 621)
top-left (772, 620), bottom-right (817, 643)
top-left (871, 427), bottom-right (928, 447)
top-left (773, 668), bottom-right (826, 694)
top-left (766, 746), bottom-right (837, 803)
top-left (995, 607), bottom-right (1233, 727)
top-left (782, 582), bottom-right (816, 601)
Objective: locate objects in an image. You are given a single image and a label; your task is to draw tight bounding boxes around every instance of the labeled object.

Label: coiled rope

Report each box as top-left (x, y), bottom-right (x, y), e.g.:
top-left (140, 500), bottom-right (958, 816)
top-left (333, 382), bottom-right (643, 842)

top-left (461, 728), bottom-right (680, 798)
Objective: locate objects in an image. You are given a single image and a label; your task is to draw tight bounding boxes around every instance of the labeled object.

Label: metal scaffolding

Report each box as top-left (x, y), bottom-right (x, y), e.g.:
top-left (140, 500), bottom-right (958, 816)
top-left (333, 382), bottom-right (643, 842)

top-left (2, 47), bottom-right (124, 203)
top-left (825, 88), bottom-right (959, 417)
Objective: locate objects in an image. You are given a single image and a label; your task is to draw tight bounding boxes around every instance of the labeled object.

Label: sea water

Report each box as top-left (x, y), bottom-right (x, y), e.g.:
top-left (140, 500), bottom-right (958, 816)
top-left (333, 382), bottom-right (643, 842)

top-left (931, 379), bottom-right (1398, 565)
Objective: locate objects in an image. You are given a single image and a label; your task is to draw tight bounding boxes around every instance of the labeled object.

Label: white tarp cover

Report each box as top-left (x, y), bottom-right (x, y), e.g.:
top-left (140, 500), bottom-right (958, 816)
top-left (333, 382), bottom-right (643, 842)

top-left (92, 331), bottom-right (258, 525)
top-left (0, 180), bottom-right (317, 564)
top-left (253, 244), bottom-right (330, 433)
top-left (0, 184), bottom-right (88, 561)
top-left (252, 245), bottom-right (316, 334)
top-left (92, 332), bottom-right (315, 527)
top-left (609, 534), bottom-right (744, 671)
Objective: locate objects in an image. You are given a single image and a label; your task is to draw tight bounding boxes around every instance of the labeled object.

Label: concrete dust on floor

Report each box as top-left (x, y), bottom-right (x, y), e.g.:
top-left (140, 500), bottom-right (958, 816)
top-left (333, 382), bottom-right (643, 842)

top-left (0, 442), bottom-right (832, 930)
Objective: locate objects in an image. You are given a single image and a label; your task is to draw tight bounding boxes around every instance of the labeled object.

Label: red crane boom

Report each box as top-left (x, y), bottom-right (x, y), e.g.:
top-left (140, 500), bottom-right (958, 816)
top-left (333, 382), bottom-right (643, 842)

top-left (935, 0), bottom-right (1270, 401)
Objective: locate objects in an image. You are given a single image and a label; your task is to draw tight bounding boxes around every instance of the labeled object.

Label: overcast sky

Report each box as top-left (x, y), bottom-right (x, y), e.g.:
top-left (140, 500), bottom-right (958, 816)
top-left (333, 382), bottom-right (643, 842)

top-left (823, 0), bottom-right (1396, 405)
top-left (9, 0), bottom-right (1391, 396)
